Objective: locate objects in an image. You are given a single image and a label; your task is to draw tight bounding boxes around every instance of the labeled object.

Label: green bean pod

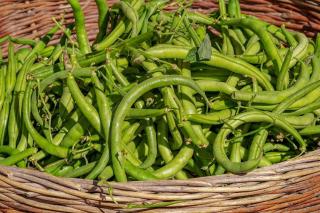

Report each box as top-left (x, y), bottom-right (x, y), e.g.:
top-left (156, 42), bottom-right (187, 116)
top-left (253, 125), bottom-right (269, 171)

top-left (0, 148), bottom-right (37, 166)
top-left (86, 72), bottom-right (112, 179)
top-left (213, 110), bottom-right (306, 174)
top-left (146, 45), bottom-right (273, 90)
top-left (68, 0), bottom-right (91, 54)
top-left (111, 75), bottom-right (208, 182)
top-left (23, 82), bottom-right (69, 158)
top-left (67, 73), bottom-right (101, 134)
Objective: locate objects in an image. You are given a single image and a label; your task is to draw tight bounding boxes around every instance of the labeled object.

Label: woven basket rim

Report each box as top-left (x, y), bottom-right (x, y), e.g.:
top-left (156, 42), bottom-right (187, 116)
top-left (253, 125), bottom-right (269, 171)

top-left (1, 1), bottom-right (320, 211)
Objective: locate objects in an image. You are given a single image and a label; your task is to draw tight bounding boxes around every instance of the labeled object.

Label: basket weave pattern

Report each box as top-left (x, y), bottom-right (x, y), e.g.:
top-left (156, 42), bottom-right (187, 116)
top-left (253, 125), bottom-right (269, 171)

top-left (1, 0), bottom-right (320, 52)
top-left (0, 0), bottom-right (320, 212)
top-left (0, 150), bottom-right (319, 212)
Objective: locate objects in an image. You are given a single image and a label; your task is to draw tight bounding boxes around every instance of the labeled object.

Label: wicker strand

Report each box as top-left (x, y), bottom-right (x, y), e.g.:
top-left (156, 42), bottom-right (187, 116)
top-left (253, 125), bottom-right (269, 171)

top-left (0, 0), bottom-right (320, 212)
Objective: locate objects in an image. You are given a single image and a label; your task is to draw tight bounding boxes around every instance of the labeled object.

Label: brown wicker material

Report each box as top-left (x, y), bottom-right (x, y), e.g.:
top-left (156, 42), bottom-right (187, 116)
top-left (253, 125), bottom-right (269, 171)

top-left (0, 0), bottom-right (320, 212)
top-left (0, 149), bottom-right (319, 212)
top-left (1, 0), bottom-right (320, 54)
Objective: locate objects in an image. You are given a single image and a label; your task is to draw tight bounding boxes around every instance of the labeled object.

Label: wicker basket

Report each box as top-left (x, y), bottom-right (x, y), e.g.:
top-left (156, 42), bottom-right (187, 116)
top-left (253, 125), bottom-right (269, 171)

top-left (0, 0), bottom-right (320, 212)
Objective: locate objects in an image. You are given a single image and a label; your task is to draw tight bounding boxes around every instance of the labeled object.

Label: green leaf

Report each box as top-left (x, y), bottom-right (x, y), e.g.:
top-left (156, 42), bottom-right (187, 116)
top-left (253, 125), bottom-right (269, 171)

top-left (184, 47), bottom-right (198, 63)
top-left (198, 34), bottom-right (212, 61)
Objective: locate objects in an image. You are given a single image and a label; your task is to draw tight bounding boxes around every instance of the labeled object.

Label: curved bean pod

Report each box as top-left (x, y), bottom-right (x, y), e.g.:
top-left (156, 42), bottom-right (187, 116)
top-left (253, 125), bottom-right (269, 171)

top-left (213, 110), bottom-right (306, 173)
top-left (146, 45), bottom-right (273, 90)
top-left (68, 0), bottom-right (91, 54)
top-left (111, 75), bottom-right (208, 182)
top-left (23, 82), bottom-right (69, 158)
top-left (67, 73), bottom-right (101, 134)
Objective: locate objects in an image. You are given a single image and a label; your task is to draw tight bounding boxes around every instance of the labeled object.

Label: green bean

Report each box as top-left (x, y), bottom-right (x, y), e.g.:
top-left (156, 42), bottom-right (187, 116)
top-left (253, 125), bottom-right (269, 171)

top-left (244, 35), bottom-right (261, 55)
top-left (186, 12), bottom-right (215, 25)
top-left (265, 151), bottom-right (293, 164)
top-left (93, 0), bottom-right (143, 51)
top-left (194, 79), bottom-right (238, 95)
top-left (221, 28), bottom-right (234, 55)
top-left (0, 97), bottom-right (10, 146)
top-left (30, 89), bottom-right (44, 126)
top-left (139, 120), bottom-right (157, 169)
top-left (186, 109), bottom-right (236, 125)
top-left (126, 108), bottom-right (169, 119)
top-left (162, 88), bottom-right (183, 150)
top-left (266, 25), bottom-right (286, 42)
top-left (68, 0), bottom-right (91, 54)
top-left (29, 151), bottom-right (47, 163)
top-left (31, 66), bottom-right (55, 80)
top-left (210, 99), bottom-right (236, 111)
top-left (273, 80), bottom-right (320, 113)
top-left (146, 45), bottom-right (273, 90)
top-left (137, 9), bottom-right (147, 35)
top-left (213, 111), bottom-right (306, 173)
top-left (286, 100), bottom-right (320, 116)
top-left (121, 122), bottom-right (142, 145)
top-left (218, 0), bottom-right (227, 18)
top-left (16, 125), bottom-right (28, 152)
top-left (315, 33), bottom-right (320, 58)
top-left (230, 131), bottom-right (243, 163)
top-left (221, 18), bottom-right (282, 73)
top-left (47, 44), bottom-right (63, 65)
top-left (183, 16), bottom-right (202, 47)
top-left (44, 159), bottom-right (67, 174)
top-left (184, 157), bottom-right (204, 176)
top-left (94, 0), bottom-right (109, 43)
top-left (299, 126), bottom-right (320, 135)
top-left (281, 25), bottom-right (298, 47)
top-left (0, 148), bottom-right (37, 166)
top-left (153, 145), bottom-right (194, 179)
top-left (120, 1), bottom-right (139, 37)
top-left (232, 62), bottom-right (309, 104)
top-left (94, 21), bottom-right (126, 51)
top-left (56, 85), bottom-right (75, 128)
top-left (157, 117), bottom-right (188, 179)
top-left (40, 46), bottom-right (55, 58)
top-left (234, 28), bottom-right (247, 44)
top-left (55, 166), bottom-right (74, 177)
top-left (60, 115), bottom-right (90, 148)
top-left (284, 113), bottom-right (315, 129)
top-left (0, 65), bottom-right (6, 112)
top-left (98, 166), bottom-right (114, 180)
top-left (180, 67), bottom-right (209, 150)
top-left (238, 54), bottom-right (267, 64)
top-left (258, 157), bottom-right (272, 167)
top-left (23, 82), bottom-right (69, 158)
top-left (263, 143), bottom-right (290, 153)
top-left (142, 61), bottom-right (183, 150)
top-left (310, 56), bottom-right (320, 83)
top-left (14, 57), bottom-right (36, 124)
top-left (124, 160), bottom-right (157, 181)
top-left (228, 0), bottom-right (238, 18)
top-left (10, 37), bottom-right (36, 47)
top-left (86, 72), bottom-right (112, 179)
top-left (172, 37), bottom-right (192, 47)
top-left (289, 32), bottom-right (309, 68)
top-left (64, 161), bottom-right (97, 178)
top-left (111, 75), bottom-right (208, 182)
top-left (247, 129), bottom-right (268, 160)
top-left (67, 73), bottom-right (101, 134)
top-left (277, 48), bottom-right (293, 91)
top-left (7, 42), bottom-right (17, 95)
top-left (0, 146), bottom-right (19, 156)
top-left (54, 92), bottom-right (93, 143)
top-left (228, 28), bottom-right (245, 54)
top-left (0, 35), bottom-right (9, 45)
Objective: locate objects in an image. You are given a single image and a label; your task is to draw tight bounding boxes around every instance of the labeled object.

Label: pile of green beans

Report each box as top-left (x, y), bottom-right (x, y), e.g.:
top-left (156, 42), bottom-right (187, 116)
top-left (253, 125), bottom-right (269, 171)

top-left (0, 0), bottom-right (319, 182)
